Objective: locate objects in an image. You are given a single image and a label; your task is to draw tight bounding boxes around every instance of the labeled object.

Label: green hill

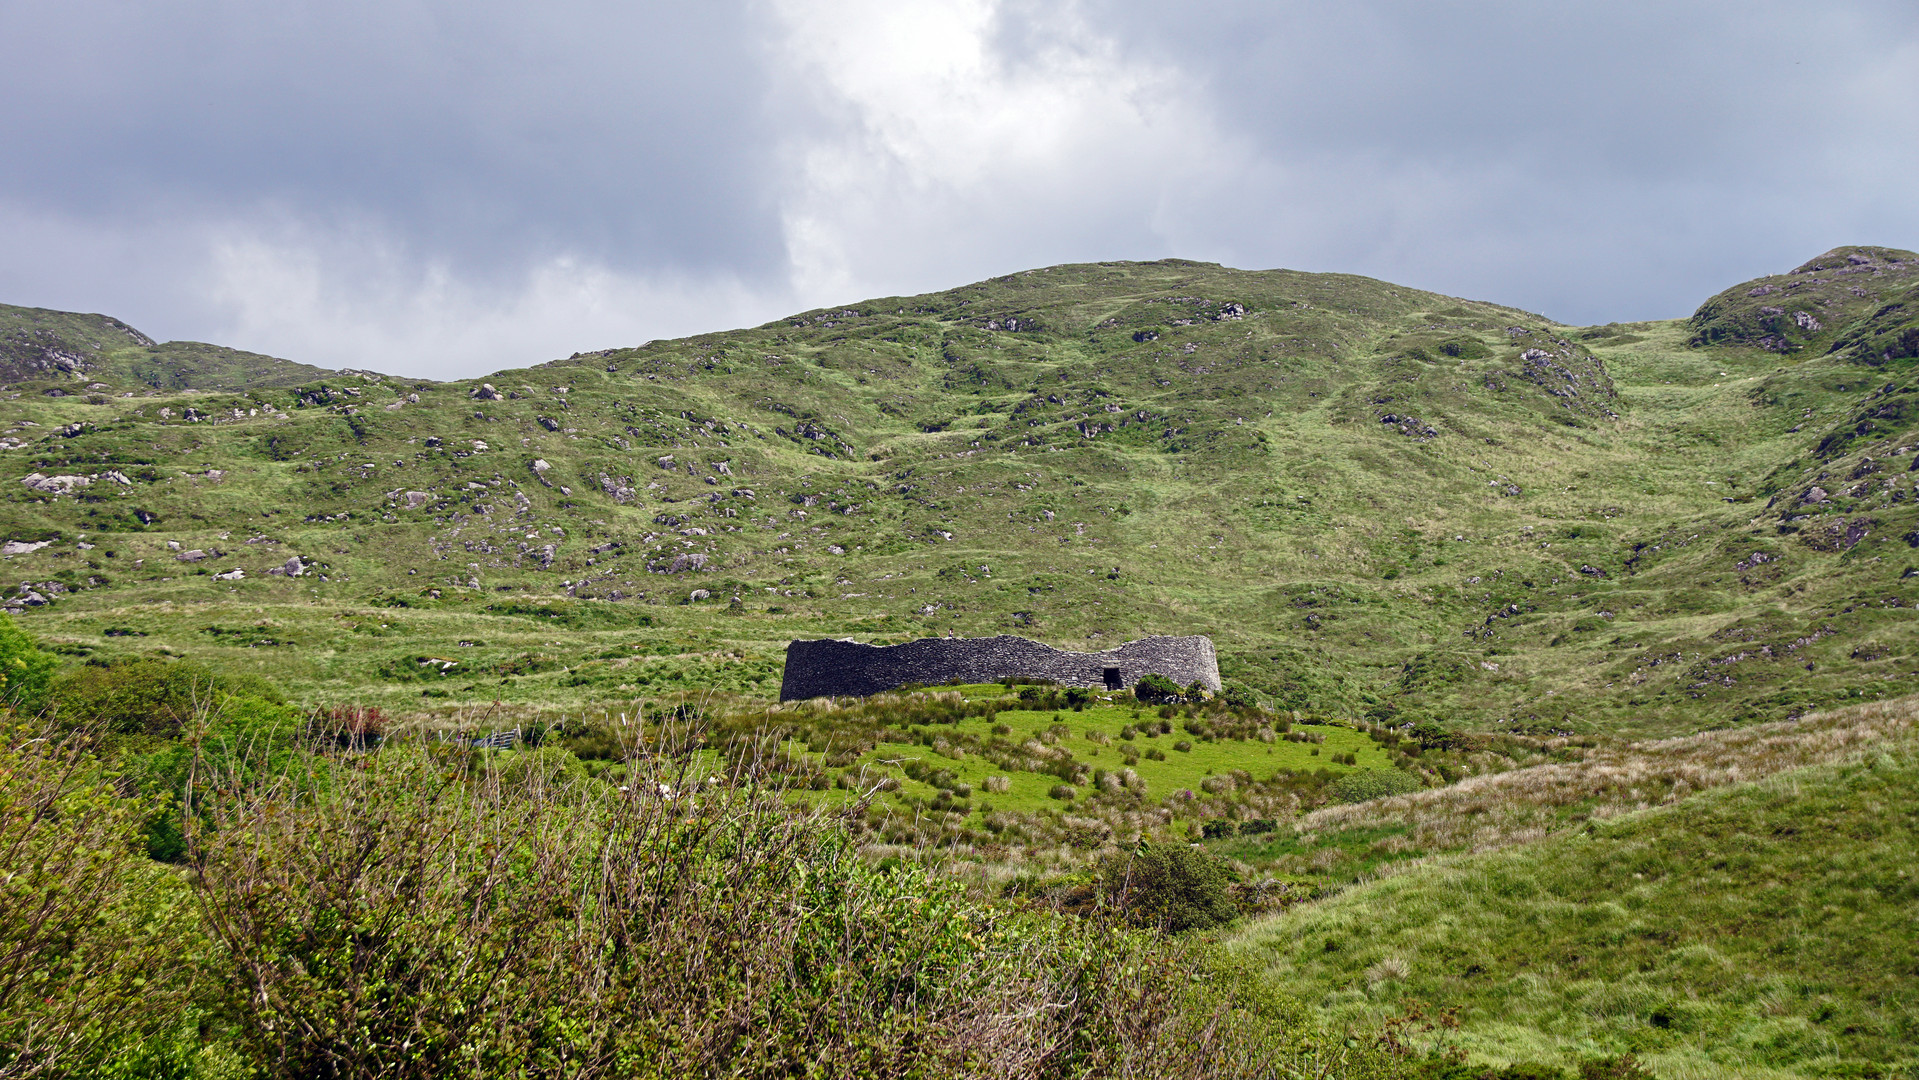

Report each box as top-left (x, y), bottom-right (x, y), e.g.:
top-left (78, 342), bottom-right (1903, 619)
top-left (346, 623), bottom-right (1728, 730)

top-left (0, 250), bottom-right (1914, 732)
top-left (1222, 696), bottom-right (1919, 1078)
top-left (0, 302), bottom-right (338, 391)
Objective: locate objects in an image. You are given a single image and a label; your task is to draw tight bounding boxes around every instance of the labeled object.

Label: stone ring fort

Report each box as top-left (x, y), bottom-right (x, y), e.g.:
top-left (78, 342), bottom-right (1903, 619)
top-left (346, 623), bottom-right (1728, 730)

top-left (779, 634), bottom-right (1221, 701)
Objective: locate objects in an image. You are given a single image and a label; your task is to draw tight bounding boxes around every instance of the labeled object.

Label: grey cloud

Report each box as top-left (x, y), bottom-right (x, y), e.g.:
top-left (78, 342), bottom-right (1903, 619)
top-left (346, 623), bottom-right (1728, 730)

top-left (0, 0), bottom-right (1915, 376)
top-left (0, 1), bottom-right (786, 279)
top-left (1042, 0), bottom-right (1919, 320)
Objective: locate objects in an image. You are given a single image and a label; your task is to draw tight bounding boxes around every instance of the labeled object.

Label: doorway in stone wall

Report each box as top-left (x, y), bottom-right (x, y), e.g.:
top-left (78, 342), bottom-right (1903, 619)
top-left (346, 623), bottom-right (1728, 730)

top-left (1102, 667), bottom-right (1123, 689)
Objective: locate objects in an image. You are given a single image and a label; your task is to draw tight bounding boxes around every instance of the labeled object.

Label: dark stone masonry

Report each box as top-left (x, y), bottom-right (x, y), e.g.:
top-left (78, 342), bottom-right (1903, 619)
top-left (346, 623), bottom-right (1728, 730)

top-left (779, 634), bottom-right (1221, 702)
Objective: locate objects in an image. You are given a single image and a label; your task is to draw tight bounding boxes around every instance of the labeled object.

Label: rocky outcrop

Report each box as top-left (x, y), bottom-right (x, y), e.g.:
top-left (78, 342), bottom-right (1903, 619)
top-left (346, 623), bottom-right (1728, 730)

top-left (779, 634), bottom-right (1220, 701)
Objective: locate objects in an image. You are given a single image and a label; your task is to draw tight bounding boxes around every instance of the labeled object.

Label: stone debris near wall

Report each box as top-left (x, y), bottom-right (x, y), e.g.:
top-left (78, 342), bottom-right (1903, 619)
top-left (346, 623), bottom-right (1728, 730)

top-left (779, 634), bottom-right (1220, 702)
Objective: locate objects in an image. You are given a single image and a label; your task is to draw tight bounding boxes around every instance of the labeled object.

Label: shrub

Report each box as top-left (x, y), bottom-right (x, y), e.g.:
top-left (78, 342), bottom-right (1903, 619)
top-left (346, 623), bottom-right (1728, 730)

top-left (52, 657), bottom-right (282, 747)
top-left (1220, 684), bottom-right (1259, 710)
top-left (1173, 740), bottom-right (1193, 753)
top-left (1048, 783), bottom-right (1077, 801)
top-left (1332, 768), bottom-right (1425, 803)
top-left (1101, 843), bottom-right (1239, 932)
top-left (0, 616), bottom-right (57, 715)
top-left (1134, 673), bottom-right (1182, 704)
top-left (133, 693), bottom-right (305, 860)
top-left (0, 727), bottom-right (200, 1073)
top-left (1200, 819), bottom-right (1236, 840)
top-left (1064, 687), bottom-right (1093, 710)
top-left (186, 742), bottom-right (1309, 1077)
top-left (559, 715), bottom-right (632, 761)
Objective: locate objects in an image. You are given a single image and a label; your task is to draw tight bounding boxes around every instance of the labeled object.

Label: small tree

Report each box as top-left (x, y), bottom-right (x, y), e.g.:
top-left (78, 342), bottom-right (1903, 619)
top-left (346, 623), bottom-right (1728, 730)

top-left (1101, 843), bottom-right (1238, 932)
top-left (1133, 673), bottom-right (1182, 705)
top-left (0, 616), bottom-right (57, 716)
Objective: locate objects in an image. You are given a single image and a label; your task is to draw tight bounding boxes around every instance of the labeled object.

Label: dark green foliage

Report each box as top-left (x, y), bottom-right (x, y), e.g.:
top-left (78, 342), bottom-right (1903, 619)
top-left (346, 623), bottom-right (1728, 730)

top-left (1103, 843), bottom-right (1239, 932)
top-left (0, 727), bottom-right (1375, 1079)
top-left (0, 727), bottom-right (201, 1073)
top-left (1439, 338), bottom-right (1491, 360)
top-left (1415, 1056), bottom-right (1660, 1079)
top-left (51, 657), bottom-right (283, 744)
top-left (0, 615), bottom-right (57, 714)
top-left (1135, 673), bottom-right (1182, 704)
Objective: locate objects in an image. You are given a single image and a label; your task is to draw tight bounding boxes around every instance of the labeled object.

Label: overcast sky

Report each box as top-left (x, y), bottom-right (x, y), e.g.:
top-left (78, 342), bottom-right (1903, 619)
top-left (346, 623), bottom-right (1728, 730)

top-left (2, 0), bottom-right (1914, 379)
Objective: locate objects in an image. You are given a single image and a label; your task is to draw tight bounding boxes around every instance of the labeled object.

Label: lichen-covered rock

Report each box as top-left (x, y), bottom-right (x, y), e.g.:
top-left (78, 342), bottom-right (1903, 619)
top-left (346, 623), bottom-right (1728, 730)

top-left (21, 473), bottom-right (90, 495)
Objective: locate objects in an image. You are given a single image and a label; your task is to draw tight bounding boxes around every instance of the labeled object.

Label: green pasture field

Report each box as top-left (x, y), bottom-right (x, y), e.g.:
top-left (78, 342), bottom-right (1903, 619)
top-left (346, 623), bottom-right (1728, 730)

top-left (781, 691), bottom-right (1393, 818)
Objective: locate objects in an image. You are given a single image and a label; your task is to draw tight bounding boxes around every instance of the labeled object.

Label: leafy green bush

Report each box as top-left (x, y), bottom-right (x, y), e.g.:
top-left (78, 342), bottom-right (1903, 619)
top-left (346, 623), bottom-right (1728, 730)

top-left (1333, 768), bottom-right (1424, 803)
top-left (133, 693), bottom-right (305, 861)
top-left (1220, 684), bottom-right (1259, 709)
top-left (0, 728), bottom-right (201, 1073)
top-left (52, 657), bottom-right (283, 747)
top-left (1102, 843), bottom-right (1239, 932)
top-left (181, 742), bottom-right (1334, 1078)
top-left (0, 616), bottom-right (57, 715)
top-left (1135, 673), bottom-right (1182, 704)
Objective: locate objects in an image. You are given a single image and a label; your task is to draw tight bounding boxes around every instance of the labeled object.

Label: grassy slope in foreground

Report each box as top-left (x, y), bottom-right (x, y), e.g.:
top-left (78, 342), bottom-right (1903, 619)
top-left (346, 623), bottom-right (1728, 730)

top-left (1224, 696), bottom-right (1919, 1078)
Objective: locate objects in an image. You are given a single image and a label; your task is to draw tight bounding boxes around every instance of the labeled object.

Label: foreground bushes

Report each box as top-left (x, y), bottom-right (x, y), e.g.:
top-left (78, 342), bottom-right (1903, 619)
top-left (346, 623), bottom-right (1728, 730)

top-left (0, 730), bottom-right (202, 1077)
top-left (0, 724), bottom-right (1428, 1079)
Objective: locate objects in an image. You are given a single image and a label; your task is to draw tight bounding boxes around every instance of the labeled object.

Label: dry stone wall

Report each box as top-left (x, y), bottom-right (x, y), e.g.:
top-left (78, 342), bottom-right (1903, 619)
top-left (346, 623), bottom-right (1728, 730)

top-left (779, 634), bottom-right (1220, 701)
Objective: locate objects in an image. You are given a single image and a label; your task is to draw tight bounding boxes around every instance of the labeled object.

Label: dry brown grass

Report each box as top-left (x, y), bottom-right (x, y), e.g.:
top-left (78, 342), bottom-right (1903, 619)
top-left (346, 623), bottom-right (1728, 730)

top-left (1293, 694), bottom-right (1919, 856)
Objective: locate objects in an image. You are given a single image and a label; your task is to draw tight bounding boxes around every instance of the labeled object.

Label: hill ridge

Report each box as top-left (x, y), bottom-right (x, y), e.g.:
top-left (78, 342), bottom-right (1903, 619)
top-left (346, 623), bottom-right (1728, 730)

top-left (0, 250), bottom-right (1910, 736)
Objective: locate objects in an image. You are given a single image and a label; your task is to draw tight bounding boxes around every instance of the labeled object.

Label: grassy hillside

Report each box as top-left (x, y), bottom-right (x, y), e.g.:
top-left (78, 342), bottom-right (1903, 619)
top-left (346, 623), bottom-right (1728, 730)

top-left (0, 302), bottom-right (336, 391)
top-left (0, 249), bottom-right (1914, 736)
top-left (1222, 696), bottom-right (1919, 1078)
